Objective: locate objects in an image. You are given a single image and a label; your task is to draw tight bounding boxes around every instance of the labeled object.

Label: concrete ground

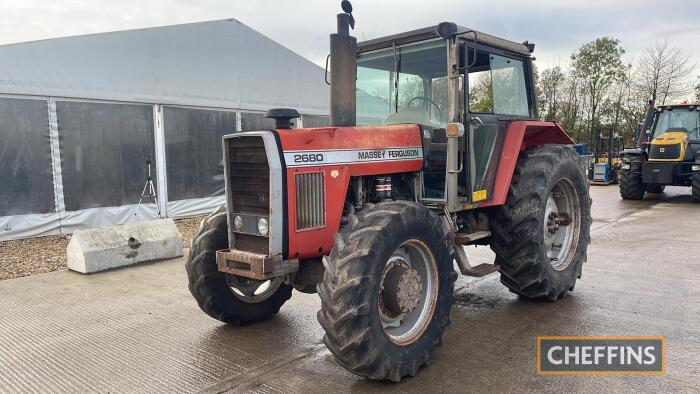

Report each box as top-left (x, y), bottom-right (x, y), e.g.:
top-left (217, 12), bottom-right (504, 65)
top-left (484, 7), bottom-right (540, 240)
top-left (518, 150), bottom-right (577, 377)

top-left (1, 186), bottom-right (698, 393)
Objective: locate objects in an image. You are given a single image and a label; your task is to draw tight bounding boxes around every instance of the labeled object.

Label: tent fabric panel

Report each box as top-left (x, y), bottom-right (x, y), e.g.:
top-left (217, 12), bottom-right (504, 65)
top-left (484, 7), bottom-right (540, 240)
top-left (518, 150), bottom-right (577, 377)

top-left (301, 114), bottom-right (331, 128)
top-left (0, 20), bottom-right (329, 115)
top-left (0, 97), bottom-right (55, 216)
top-left (57, 203), bottom-right (159, 234)
top-left (167, 196), bottom-right (225, 218)
top-left (0, 213), bottom-right (61, 241)
top-left (240, 112), bottom-right (276, 131)
top-left (163, 106), bottom-right (237, 202)
top-left (57, 101), bottom-right (156, 211)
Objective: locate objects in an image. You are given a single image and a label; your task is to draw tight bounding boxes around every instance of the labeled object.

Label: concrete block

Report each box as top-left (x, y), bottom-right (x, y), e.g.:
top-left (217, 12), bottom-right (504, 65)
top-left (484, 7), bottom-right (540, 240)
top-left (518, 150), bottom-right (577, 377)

top-left (67, 219), bottom-right (183, 274)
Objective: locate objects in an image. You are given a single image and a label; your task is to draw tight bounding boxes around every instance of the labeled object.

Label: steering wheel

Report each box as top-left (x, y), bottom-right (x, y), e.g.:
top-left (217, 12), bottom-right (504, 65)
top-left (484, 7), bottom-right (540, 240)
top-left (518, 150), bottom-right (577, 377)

top-left (407, 96), bottom-right (443, 121)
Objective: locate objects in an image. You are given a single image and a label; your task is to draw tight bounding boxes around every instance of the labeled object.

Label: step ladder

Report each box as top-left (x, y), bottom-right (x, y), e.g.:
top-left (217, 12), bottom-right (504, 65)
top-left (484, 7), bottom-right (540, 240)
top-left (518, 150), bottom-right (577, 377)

top-left (453, 230), bottom-right (499, 277)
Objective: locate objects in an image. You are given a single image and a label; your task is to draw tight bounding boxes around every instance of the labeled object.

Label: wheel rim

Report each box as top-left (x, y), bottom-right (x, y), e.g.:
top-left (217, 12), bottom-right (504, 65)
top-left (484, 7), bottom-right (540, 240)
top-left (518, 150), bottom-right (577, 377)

top-left (378, 239), bottom-right (439, 345)
top-left (225, 274), bottom-right (283, 303)
top-left (543, 178), bottom-right (581, 270)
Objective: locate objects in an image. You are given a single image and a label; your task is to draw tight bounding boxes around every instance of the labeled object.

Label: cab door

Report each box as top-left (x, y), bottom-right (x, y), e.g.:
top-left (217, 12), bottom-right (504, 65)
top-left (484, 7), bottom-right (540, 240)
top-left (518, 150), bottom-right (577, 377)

top-left (462, 44), bottom-right (535, 204)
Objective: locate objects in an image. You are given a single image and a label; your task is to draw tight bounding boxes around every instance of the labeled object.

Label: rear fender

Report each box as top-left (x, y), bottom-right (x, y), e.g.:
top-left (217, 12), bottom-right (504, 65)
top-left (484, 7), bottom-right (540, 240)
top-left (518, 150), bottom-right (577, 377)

top-left (482, 121), bottom-right (574, 207)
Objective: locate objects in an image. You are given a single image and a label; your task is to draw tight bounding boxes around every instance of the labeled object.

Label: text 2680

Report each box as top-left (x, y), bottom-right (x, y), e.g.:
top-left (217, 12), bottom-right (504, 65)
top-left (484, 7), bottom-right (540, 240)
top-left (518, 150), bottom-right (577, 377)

top-left (293, 153), bottom-right (324, 163)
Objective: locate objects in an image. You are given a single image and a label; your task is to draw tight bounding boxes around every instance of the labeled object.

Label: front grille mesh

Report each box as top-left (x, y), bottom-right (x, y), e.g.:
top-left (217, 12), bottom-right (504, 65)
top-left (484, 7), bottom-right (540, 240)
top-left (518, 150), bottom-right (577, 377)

top-left (295, 172), bottom-right (325, 230)
top-left (228, 137), bottom-right (269, 215)
top-left (228, 136), bottom-right (269, 253)
top-left (649, 143), bottom-right (682, 160)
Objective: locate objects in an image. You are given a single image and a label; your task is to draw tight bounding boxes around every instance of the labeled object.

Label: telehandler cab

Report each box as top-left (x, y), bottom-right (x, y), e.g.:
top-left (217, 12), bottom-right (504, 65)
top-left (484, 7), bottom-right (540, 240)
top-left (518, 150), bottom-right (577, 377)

top-left (186, 2), bottom-right (592, 381)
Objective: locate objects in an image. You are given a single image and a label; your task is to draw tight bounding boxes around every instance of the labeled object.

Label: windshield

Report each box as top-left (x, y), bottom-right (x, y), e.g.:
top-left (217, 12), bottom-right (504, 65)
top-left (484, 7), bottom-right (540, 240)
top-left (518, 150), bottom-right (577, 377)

top-left (653, 108), bottom-right (700, 141)
top-left (356, 41), bottom-right (448, 128)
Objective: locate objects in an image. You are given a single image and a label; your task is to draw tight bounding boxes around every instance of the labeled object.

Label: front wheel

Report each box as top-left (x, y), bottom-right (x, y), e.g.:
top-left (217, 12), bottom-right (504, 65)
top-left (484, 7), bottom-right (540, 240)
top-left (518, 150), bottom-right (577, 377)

top-left (619, 165), bottom-right (645, 200)
top-left (490, 145), bottom-right (592, 300)
top-left (185, 205), bottom-right (293, 325)
top-left (692, 172), bottom-right (700, 202)
top-left (317, 201), bottom-right (456, 382)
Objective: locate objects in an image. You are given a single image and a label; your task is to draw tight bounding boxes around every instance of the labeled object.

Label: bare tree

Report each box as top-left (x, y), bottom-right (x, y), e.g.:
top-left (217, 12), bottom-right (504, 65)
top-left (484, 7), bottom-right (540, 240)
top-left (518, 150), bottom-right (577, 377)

top-left (634, 40), bottom-right (696, 104)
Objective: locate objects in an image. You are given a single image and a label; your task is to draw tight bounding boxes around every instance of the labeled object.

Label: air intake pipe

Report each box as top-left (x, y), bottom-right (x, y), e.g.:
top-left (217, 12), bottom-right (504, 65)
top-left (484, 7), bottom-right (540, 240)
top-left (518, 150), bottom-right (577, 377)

top-left (330, 13), bottom-right (357, 127)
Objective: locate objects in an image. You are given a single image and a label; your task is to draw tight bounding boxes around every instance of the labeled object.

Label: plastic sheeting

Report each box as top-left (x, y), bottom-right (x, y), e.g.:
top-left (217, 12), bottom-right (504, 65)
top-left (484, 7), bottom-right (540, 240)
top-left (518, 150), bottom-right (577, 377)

top-left (0, 97), bottom-right (55, 216)
top-left (241, 112), bottom-right (276, 131)
top-left (0, 97), bottom-right (331, 241)
top-left (164, 106), bottom-right (237, 201)
top-left (167, 196), bottom-right (225, 218)
top-left (301, 114), bottom-right (331, 128)
top-left (57, 101), bottom-right (156, 211)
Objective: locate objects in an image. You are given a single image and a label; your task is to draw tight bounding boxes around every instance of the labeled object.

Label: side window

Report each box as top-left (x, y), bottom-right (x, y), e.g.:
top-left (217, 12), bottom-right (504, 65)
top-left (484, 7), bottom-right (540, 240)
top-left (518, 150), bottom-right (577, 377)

top-left (491, 55), bottom-right (529, 116)
top-left (468, 51), bottom-right (530, 116)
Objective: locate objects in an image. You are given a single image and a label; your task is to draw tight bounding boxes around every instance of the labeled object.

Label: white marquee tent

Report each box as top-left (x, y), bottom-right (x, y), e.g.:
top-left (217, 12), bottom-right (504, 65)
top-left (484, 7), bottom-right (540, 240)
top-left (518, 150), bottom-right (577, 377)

top-left (0, 19), bottom-right (330, 241)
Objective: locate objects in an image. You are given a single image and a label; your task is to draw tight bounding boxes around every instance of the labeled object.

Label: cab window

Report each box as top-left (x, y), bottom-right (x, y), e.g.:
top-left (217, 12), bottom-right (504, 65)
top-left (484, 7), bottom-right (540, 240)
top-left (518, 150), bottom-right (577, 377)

top-left (654, 109), bottom-right (700, 141)
top-left (356, 41), bottom-right (448, 128)
top-left (468, 51), bottom-right (529, 116)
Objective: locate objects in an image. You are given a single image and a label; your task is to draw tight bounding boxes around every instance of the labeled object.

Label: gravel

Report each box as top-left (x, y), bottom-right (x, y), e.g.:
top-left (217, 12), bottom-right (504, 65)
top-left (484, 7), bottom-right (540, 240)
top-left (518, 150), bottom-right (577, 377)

top-left (174, 216), bottom-right (205, 249)
top-left (0, 216), bottom-right (206, 281)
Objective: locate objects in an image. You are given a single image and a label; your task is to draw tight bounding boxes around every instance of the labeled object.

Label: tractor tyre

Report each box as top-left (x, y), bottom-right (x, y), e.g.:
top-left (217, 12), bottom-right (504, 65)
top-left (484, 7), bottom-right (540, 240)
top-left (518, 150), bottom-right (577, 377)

top-left (693, 172), bottom-right (700, 203)
top-left (317, 201), bottom-right (456, 382)
top-left (490, 145), bottom-right (592, 300)
top-left (186, 205), bottom-right (292, 325)
top-left (644, 184), bottom-right (665, 194)
top-left (619, 166), bottom-right (645, 200)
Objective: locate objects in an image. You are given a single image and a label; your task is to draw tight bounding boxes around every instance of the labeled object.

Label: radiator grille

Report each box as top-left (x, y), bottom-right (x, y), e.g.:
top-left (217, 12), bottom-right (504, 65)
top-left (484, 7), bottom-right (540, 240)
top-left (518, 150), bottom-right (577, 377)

top-left (227, 136), bottom-right (269, 253)
top-left (228, 137), bottom-right (269, 215)
top-left (295, 172), bottom-right (325, 230)
top-left (649, 143), bottom-right (682, 160)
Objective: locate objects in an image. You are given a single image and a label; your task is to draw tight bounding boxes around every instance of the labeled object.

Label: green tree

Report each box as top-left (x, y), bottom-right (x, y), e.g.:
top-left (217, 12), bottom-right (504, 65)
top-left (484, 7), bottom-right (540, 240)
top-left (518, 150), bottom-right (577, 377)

top-left (538, 66), bottom-right (565, 121)
top-left (468, 71), bottom-right (493, 113)
top-left (571, 37), bottom-right (626, 144)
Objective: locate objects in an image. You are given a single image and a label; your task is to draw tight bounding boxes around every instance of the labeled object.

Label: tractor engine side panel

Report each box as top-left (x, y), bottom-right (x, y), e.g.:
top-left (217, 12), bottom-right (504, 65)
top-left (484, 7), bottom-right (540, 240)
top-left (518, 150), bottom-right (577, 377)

top-left (276, 125), bottom-right (423, 259)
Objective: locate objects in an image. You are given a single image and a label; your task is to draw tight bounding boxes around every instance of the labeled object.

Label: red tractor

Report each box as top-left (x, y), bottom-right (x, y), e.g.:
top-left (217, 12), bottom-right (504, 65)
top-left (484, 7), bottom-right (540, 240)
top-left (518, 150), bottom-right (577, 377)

top-left (186, 3), bottom-right (591, 382)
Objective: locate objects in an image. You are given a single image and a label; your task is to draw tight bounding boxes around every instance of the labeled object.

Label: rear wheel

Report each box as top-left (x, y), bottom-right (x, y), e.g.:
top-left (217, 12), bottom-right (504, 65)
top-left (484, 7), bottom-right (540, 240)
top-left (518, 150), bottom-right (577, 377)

top-left (619, 165), bottom-right (645, 200)
top-left (644, 183), bottom-right (665, 194)
top-left (317, 201), bottom-right (456, 381)
top-left (490, 145), bottom-right (592, 300)
top-left (186, 205), bottom-right (292, 325)
top-left (692, 172), bottom-right (700, 202)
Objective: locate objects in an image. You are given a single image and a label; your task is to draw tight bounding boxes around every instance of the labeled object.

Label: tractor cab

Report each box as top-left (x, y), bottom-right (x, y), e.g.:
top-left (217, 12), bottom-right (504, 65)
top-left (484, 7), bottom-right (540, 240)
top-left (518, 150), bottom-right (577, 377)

top-left (354, 25), bottom-right (539, 207)
top-left (649, 104), bottom-right (700, 162)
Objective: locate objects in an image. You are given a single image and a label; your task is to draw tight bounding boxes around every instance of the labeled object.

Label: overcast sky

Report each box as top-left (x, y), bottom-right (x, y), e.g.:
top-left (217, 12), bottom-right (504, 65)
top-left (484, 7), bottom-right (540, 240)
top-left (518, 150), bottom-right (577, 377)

top-left (1, 0), bottom-right (699, 79)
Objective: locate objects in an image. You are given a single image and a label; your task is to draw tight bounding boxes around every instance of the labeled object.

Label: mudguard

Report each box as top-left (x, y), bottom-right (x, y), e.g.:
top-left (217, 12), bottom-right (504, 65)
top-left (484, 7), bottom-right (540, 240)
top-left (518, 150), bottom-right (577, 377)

top-left (481, 121), bottom-right (574, 207)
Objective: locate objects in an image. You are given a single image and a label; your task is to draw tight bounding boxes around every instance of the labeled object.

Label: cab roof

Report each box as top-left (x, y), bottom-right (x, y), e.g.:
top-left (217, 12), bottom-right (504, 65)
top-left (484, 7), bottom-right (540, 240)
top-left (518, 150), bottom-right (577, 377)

top-left (656, 103), bottom-right (700, 111)
top-left (357, 24), bottom-right (533, 57)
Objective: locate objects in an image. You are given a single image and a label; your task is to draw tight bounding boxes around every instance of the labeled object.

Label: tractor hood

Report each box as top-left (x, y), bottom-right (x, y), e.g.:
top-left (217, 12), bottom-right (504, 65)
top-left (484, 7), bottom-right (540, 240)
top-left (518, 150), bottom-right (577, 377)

top-left (649, 131), bottom-right (688, 162)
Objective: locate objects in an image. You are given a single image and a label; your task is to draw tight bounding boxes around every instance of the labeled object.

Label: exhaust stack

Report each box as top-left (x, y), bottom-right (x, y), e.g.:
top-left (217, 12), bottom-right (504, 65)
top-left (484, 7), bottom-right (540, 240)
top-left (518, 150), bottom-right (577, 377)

top-left (329, 12), bottom-right (357, 127)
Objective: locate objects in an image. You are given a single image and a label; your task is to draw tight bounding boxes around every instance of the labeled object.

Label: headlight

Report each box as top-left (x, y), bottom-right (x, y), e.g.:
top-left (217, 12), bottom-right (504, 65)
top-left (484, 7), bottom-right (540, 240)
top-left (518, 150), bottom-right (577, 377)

top-left (257, 218), bottom-right (269, 236)
top-left (693, 164), bottom-right (700, 172)
top-left (233, 215), bottom-right (244, 232)
top-left (621, 163), bottom-right (631, 170)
